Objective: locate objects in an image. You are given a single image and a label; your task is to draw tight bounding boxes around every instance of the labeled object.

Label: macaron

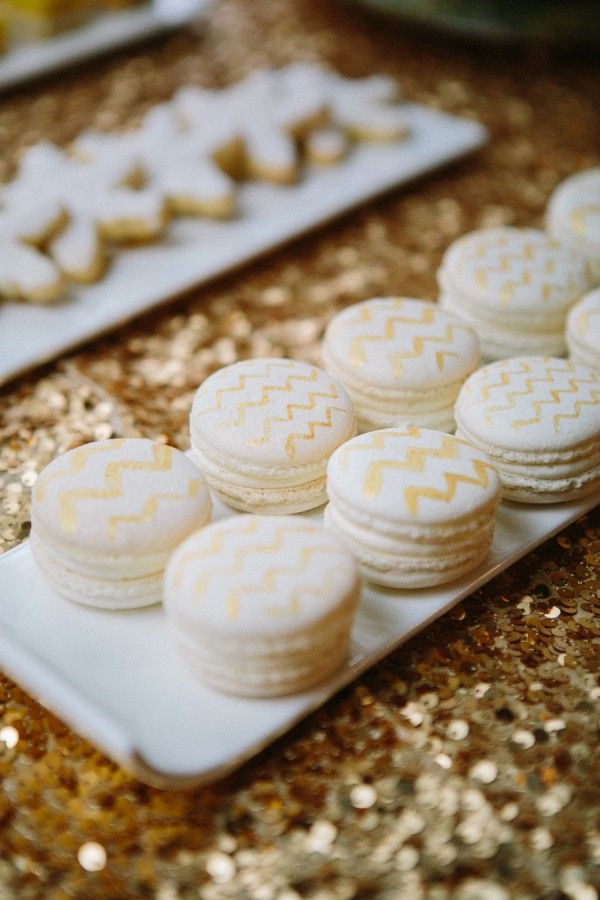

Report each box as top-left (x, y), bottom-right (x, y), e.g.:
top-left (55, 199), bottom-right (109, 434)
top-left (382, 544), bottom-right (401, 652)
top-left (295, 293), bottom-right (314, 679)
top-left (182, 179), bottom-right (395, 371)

top-left (189, 358), bottom-right (356, 514)
top-left (438, 226), bottom-right (593, 359)
top-left (324, 427), bottom-right (501, 589)
top-left (322, 297), bottom-right (481, 433)
top-left (164, 515), bottom-right (361, 697)
top-left (546, 168), bottom-right (600, 284)
top-left (31, 438), bottom-right (212, 609)
top-left (455, 357), bottom-right (600, 504)
top-left (566, 288), bottom-right (600, 370)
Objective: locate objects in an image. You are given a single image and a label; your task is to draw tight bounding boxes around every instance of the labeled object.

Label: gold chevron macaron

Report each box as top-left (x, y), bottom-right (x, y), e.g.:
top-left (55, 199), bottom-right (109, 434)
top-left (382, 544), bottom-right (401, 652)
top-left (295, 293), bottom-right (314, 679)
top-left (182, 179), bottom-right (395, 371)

top-left (322, 297), bottom-right (480, 433)
top-left (31, 438), bottom-right (212, 609)
top-left (438, 226), bottom-right (593, 360)
top-left (188, 358), bottom-right (356, 514)
top-left (566, 288), bottom-right (600, 370)
top-left (455, 356), bottom-right (600, 503)
top-left (324, 427), bottom-right (501, 589)
top-left (546, 168), bottom-right (600, 285)
top-left (163, 515), bottom-right (360, 697)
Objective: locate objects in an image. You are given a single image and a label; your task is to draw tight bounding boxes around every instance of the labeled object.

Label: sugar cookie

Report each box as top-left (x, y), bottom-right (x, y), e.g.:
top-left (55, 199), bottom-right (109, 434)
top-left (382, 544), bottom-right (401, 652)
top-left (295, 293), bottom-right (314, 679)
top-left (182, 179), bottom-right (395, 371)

top-left (31, 438), bottom-right (212, 609)
top-left (566, 289), bottom-right (600, 369)
top-left (6, 141), bottom-right (166, 283)
top-left (324, 428), bottom-right (501, 588)
top-left (164, 515), bottom-right (360, 697)
top-left (455, 357), bottom-right (600, 503)
top-left (438, 226), bottom-right (592, 359)
top-left (76, 103), bottom-right (237, 220)
top-left (189, 358), bottom-right (356, 514)
top-left (546, 168), bottom-right (600, 284)
top-left (322, 297), bottom-right (481, 432)
top-left (0, 197), bottom-right (66, 303)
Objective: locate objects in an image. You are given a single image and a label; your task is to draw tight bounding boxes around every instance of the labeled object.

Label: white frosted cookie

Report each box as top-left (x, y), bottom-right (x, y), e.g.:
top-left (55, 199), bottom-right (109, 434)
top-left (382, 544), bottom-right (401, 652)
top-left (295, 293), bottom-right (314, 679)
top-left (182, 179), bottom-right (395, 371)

top-left (566, 289), bottom-right (600, 369)
top-left (324, 428), bottom-right (501, 588)
top-left (76, 104), bottom-right (237, 221)
top-left (0, 197), bottom-right (65, 303)
top-left (322, 297), bottom-right (480, 432)
top-left (546, 168), bottom-right (600, 284)
top-left (164, 515), bottom-right (360, 697)
top-left (305, 127), bottom-right (348, 165)
top-left (438, 227), bottom-right (593, 359)
top-left (189, 358), bottom-right (356, 514)
top-left (455, 357), bottom-right (600, 503)
top-left (324, 71), bottom-right (408, 142)
top-left (31, 438), bottom-right (212, 609)
top-left (6, 141), bottom-right (166, 283)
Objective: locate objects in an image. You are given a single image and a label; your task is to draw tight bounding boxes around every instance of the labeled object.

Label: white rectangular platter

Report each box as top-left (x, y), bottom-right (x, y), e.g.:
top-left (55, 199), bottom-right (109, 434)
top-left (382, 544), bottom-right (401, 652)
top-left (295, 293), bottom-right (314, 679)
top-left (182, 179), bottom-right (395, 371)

top-left (0, 493), bottom-right (596, 789)
top-left (0, 105), bottom-right (487, 387)
top-left (0, 0), bottom-right (207, 92)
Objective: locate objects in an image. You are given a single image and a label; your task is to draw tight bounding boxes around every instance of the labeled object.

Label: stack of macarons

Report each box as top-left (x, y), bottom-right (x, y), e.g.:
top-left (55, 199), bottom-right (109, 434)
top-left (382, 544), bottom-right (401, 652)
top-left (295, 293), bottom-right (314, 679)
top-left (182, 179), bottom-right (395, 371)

top-left (437, 226), bottom-right (592, 360)
top-left (30, 169), bottom-right (600, 701)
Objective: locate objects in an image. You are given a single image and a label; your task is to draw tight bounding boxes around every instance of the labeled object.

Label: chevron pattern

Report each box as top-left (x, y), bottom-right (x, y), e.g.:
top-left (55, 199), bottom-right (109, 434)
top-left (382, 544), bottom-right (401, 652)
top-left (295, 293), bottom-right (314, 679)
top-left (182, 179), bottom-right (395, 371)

top-left (469, 233), bottom-right (582, 306)
top-left (172, 521), bottom-right (342, 620)
top-left (107, 478), bottom-right (202, 540)
top-left (57, 444), bottom-right (173, 534)
top-left (349, 306), bottom-right (435, 367)
top-left (404, 459), bottom-right (495, 515)
top-left (224, 555), bottom-right (338, 620)
top-left (34, 439), bottom-right (127, 503)
top-left (478, 362), bottom-right (600, 431)
top-left (338, 427), bottom-right (422, 470)
top-left (360, 436), bottom-right (479, 498)
top-left (389, 325), bottom-right (463, 377)
top-left (197, 361), bottom-right (301, 416)
top-left (240, 385), bottom-right (349, 459)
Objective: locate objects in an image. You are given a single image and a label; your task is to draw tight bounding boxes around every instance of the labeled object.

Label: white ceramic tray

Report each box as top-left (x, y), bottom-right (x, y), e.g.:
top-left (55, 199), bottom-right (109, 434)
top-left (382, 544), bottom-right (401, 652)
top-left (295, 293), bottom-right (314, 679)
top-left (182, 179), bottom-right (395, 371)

top-left (0, 492), bottom-right (596, 788)
top-left (0, 104), bottom-right (486, 387)
top-left (0, 0), bottom-right (207, 92)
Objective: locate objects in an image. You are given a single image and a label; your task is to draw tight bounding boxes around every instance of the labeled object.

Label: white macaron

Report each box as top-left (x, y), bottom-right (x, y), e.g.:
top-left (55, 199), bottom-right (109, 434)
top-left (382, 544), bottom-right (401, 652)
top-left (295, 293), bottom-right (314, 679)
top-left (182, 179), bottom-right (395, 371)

top-left (324, 427), bottom-right (501, 589)
top-left (438, 226), bottom-right (592, 359)
top-left (188, 358), bottom-right (356, 514)
top-left (546, 168), bottom-right (600, 284)
top-left (566, 288), bottom-right (600, 370)
top-left (322, 297), bottom-right (480, 433)
top-left (455, 357), bottom-right (600, 503)
top-left (31, 438), bottom-right (212, 609)
top-left (164, 515), bottom-right (361, 697)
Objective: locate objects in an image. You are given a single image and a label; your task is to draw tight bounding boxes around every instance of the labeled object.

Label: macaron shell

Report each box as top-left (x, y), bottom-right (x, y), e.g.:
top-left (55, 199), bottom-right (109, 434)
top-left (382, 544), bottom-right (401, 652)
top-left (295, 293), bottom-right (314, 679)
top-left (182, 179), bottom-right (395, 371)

top-left (164, 515), bottom-right (360, 639)
top-left (190, 358), bottom-right (355, 471)
top-left (546, 168), bottom-right (600, 280)
top-left (566, 288), bottom-right (600, 368)
top-left (455, 357), bottom-right (600, 454)
top-left (326, 427), bottom-right (501, 527)
top-left (439, 226), bottom-right (591, 315)
top-left (32, 438), bottom-right (212, 557)
top-left (323, 297), bottom-right (480, 390)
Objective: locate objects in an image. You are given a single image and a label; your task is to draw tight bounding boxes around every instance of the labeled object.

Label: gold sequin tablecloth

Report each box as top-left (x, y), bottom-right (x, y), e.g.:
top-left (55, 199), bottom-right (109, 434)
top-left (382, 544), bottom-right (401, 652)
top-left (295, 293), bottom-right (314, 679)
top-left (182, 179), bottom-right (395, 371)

top-left (0, 2), bottom-right (599, 897)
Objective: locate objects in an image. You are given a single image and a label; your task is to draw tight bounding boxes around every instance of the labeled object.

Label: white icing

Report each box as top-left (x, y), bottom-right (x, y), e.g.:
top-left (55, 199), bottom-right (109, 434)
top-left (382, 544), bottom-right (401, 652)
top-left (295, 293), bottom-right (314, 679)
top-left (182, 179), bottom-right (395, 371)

top-left (0, 195), bottom-right (64, 300)
top-left (546, 168), bottom-right (600, 280)
top-left (190, 358), bottom-right (356, 472)
top-left (455, 357), bottom-right (600, 453)
top-left (326, 427), bottom-right (501, 527)
top-left (5, 141), bottom-right (165, 279)
top-left (439, 227), bottom-right (592, 316)
top-left (164, 515), bottom-right (359, 638)
top-left (324, 297), bottom-right (480, 390)
top-left (32, 438), bottom-right (212, 556)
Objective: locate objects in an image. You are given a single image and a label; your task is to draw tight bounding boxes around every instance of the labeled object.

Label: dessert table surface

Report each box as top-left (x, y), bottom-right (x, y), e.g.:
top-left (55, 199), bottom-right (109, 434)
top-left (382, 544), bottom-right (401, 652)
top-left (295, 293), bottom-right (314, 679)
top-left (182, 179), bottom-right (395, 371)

top-left (0, 1), bottom-right (598, 896)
